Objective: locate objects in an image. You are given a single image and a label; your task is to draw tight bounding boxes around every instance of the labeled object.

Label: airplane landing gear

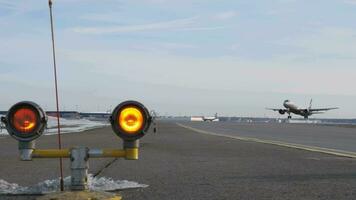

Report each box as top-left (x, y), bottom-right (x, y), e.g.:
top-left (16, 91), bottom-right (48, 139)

top-left (288, 115), bottom-right (292, 119)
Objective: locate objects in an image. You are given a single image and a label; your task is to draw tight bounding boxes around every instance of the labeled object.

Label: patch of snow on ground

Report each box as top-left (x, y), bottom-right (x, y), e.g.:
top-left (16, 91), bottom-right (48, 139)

top-left (0, 130), bottom-right (7, 135)
top-left (0, 174), bottom-right (148, 194)
top-left (45, 116), bottom-right (108, 135)
top-left (0, 115), bottom-right (7, 135)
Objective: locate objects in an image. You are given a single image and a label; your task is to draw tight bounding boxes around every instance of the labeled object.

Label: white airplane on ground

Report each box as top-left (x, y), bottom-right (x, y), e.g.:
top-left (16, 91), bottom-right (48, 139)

top-left (267, 99), bottom-right (338, 119)
top-left (202, 113), bottom-right (219, 122)
top-left (191, 113), bottom-right (219, 122)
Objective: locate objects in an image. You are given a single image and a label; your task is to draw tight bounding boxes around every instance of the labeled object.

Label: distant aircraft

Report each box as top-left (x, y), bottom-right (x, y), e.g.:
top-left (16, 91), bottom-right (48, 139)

top-left (191, 113), bottom-right (219, 122)
top-left (266, 99), bottom-right (338, 119)
top-left (202, 113), bottom-right (219, 122)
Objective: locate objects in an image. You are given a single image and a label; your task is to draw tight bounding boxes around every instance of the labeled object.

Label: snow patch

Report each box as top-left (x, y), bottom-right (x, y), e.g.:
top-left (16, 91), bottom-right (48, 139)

top-left (45, 116), bottom-right (108, 134)
top-left (0, 115), bottom-right (7, 136)
top-left (0, 174), bottom-right (148, 195)
top-left (0, 129), bottom-right (8, 136)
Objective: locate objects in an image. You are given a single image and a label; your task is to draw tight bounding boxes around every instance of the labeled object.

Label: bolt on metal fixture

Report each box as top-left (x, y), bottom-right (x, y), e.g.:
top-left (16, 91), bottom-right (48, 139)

top-left (2, 100), bottom-right (151, 191)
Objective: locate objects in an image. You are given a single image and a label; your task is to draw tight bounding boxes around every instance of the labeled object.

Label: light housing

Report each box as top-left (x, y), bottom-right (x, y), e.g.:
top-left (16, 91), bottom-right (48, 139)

top-left (2, 101), bottom-right (47, 142)
top-left (110, 101), bottom-right (151, 141)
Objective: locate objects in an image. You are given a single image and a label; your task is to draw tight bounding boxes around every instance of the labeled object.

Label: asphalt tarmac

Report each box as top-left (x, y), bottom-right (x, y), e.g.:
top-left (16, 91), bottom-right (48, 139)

top-left (1, 122), bottom-right (356, 199)
top-left (179, 122), bottom-right (356, 154)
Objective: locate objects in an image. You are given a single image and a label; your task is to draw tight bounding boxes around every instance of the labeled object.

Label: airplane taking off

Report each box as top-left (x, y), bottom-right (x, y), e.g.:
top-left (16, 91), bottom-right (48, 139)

top-left (267, 99), bottom-right (338, 119)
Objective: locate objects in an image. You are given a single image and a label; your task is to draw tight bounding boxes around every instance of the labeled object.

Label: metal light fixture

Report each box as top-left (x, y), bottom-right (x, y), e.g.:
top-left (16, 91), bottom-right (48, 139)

top-left (1, 101), bottom-right (47, 142)
top-left (110, 100), bottom-right (151, 141)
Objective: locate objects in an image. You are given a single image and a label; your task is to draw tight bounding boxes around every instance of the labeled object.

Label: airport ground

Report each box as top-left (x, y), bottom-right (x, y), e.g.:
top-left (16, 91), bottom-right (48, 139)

top-left (1, 121), bottom-right (356, 199)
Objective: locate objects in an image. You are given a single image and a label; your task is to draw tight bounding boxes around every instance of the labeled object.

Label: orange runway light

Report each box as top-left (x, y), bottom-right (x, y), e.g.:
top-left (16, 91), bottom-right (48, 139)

top-left (118, 107), bottom-right (144, 134)
top-left (13, 108), bottom-right (38, 133)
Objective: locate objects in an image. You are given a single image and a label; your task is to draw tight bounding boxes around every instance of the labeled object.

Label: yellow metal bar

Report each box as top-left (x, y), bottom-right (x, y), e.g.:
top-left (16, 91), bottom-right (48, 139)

top-left (31, 148), bottom-right (139, 159)
top-left (32, 149), bottom-right (70, 158)
top-left (91, 148), bottom-right (139, 159)
top-left (125, 148), bottom-right (138, 160)
top-left (102, 149), bottom-right (126, 158)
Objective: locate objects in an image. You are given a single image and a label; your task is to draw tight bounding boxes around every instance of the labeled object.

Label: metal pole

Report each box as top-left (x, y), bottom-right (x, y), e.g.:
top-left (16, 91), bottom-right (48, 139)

top-left (48, 0), bottom-right (64, 191)
top-left (70, 147), bottom-right (89, 191)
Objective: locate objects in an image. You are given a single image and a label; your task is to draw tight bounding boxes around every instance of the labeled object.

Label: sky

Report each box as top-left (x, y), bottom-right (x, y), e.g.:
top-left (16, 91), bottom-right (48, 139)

top-left (0, 0), bottom-right (356, 118)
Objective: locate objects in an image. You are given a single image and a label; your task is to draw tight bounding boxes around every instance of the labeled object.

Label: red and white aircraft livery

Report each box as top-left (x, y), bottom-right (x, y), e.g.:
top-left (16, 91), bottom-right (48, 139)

top-left (267, 99), bottom-right (338, 119)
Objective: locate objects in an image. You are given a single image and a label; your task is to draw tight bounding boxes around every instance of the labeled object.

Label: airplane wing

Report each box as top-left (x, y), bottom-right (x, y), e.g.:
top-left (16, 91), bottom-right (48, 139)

top-left (309, 111), bottom-right (325, 114)
top-left (309, 107), bottom-right (339, 112)
top-left (266, 108), bottom-right (286, 111)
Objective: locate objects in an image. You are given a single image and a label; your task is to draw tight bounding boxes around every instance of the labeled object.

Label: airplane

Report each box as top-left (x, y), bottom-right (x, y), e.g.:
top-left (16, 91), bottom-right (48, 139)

top-left (191, 113), bottom-right (219, 122)
top-left (202, 113), bottom-right (219, 122)
top-left (266, 99), bottom-right (338, 119)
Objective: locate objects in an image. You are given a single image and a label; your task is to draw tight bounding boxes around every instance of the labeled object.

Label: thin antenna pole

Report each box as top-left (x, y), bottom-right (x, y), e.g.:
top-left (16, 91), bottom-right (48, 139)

top-left (48, 0), bottom-right (64, 192)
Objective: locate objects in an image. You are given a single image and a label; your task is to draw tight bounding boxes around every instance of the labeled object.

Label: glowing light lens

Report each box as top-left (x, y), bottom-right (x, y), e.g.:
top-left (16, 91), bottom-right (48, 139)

top-left (118, 107), bottom-right (144, 134)
top-left (12, 108), bottom-right (37, 133)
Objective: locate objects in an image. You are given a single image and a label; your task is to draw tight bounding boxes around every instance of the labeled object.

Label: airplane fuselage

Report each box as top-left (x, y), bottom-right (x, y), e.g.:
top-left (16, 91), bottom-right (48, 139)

top-left (283, 101), bottom-right (310, 118)
top-left (283, 101), bottom-right (298, 110)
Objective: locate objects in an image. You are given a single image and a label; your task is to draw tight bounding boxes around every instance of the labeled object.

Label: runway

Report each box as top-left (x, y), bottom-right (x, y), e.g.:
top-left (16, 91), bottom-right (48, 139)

top-left (1, 122), bottom-right (356, 199)
top-left (179, 121), bottom-right (356, 157)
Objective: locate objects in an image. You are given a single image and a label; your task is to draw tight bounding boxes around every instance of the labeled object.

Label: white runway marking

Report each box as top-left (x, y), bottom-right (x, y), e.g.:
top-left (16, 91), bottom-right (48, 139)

top-left (177, 123), bottom-right (356, 158)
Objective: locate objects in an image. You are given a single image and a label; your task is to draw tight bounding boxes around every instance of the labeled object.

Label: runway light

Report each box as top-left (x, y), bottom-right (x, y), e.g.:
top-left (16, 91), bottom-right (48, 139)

top-left (111, 101), bottom-right (151, 141)
top-left (4, 101), bottom-right (47, 142)
top-left (119, 107), bottom-right (144, 134)
top-left (13, 108), bottom-right (37, 133)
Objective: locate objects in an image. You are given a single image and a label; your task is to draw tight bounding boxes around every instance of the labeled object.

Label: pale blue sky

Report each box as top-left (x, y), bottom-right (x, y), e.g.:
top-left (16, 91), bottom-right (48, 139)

top-left (0, 0), bottom-right (356, 118)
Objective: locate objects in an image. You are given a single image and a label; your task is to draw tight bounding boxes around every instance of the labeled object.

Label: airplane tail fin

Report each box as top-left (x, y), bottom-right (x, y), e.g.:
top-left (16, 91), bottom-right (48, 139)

top-left (308, 99), bottom-right (313, 110)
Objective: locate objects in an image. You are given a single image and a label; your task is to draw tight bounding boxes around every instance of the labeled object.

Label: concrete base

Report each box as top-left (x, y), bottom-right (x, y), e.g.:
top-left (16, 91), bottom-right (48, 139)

top-left (36, 191), bottom-right (122, 200)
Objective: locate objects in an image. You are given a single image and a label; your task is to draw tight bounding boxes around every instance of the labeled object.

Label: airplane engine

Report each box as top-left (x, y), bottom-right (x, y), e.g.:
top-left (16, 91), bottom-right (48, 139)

top-left (278, 109), bottom-right (285, 115)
